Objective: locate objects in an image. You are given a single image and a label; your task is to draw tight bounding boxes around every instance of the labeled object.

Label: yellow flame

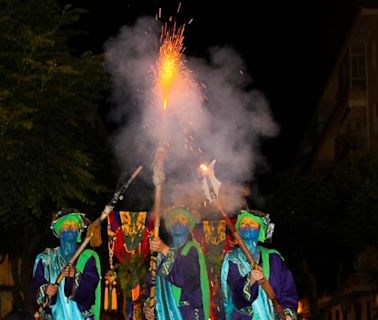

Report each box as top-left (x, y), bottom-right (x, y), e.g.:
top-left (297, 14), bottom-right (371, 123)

top-left (199, 163), bottom-right (209, 172)
top-left (163, 97), bottom-right (168, 110)
top-left (297, 300), bottom-right (303, 314)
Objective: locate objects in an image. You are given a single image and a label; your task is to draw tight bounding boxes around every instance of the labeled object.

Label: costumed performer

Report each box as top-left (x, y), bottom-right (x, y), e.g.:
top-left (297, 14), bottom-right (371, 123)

top-left (221, 210), bottom-right (298, 320)
top-left (32, 209), bottom-right (101, 320)
top-left (143, 207), bottom-right (210, 320)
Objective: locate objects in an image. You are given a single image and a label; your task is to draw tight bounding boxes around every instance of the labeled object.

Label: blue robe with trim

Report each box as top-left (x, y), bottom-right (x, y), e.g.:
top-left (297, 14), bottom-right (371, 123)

top-left (146, 241), bottom-right (210, 320)
top-left (221, 246), bottom-right (298, 320)
top-left (32, 247), bottom-right (100, 320)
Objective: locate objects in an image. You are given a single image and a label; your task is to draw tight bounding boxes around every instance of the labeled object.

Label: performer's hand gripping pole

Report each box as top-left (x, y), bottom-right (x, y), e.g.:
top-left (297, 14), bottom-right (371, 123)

top-left (149, 144), bottom-right (166, 312)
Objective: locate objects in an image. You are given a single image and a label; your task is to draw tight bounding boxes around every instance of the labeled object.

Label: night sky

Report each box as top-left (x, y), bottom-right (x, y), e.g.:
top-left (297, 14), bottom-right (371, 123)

top-left (68, 0), bottom-right (367, 172)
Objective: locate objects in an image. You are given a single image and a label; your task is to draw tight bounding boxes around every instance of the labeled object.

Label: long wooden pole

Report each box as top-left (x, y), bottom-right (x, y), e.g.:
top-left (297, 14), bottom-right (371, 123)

top-left (149, 144), bottom-right (165, 310)
top-left (34, 165), bottom-right (143, 319)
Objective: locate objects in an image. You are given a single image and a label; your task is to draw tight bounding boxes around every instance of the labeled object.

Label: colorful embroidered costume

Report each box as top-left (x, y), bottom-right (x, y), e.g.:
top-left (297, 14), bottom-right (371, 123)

top-left (221, 210), bottom-right (298, 320)
top-left (32, 209), bottom-right (101, 320)
top-left (145, 208), bottom-right (210, 320)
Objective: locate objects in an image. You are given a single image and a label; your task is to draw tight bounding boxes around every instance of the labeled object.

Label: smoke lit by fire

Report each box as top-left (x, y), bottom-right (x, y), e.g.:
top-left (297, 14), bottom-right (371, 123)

top-left (104, 4), bottom-right (279, 212)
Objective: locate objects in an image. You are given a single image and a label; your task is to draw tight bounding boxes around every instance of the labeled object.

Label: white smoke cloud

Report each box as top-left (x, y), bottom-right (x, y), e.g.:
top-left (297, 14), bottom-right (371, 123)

top-left (104, 16), bottom-right (279, 214)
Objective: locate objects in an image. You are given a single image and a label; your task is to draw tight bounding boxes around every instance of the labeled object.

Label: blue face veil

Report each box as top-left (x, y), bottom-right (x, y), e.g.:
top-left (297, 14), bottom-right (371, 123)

top-left (235, 210), bottom-right (273, 243)
top-left (239, 228), bottom-right (260, 241)
top-left (60, 229), bottom-right (80, 242)
top-left (170, 223), bottom-right (190, 237)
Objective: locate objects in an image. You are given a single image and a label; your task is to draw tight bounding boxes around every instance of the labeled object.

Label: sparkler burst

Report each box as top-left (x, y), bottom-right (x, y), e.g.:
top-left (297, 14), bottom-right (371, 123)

top-left (157, 21), bottom-right (186, 110)
top-left (151, 6), bottom-right (206, 159)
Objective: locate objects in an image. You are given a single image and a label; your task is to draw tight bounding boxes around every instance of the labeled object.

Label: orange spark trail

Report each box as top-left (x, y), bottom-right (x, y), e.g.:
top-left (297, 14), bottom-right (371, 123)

top-left (157, 21), bottom-right (186, 110)
top-left (152, 7), bottom-right (205, 158)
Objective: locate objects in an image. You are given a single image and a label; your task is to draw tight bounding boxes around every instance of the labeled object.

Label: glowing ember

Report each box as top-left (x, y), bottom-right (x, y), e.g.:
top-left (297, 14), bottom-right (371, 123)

top-left (199, 163), bottom-right (209, 172)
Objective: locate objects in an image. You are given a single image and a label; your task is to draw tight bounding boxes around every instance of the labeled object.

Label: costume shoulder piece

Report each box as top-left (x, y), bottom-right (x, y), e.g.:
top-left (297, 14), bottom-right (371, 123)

top-left (225, 247), bottom-right (251, 277)
top-left (76, 248), bottom-right (101, 320)
top-left (260, 246), bottom-right (283, 260)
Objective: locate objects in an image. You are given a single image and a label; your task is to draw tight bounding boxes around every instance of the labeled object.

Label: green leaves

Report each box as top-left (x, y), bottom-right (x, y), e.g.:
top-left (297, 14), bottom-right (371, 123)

top-left (116, 254), bottom-right (148, 299)
top-left (0, 0), bottom-right (109, 227)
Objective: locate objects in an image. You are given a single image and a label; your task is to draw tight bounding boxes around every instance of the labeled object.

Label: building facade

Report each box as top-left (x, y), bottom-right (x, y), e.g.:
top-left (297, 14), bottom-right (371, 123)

top-left (297, 8), bottom-right (378, 172)
top-left (296, 7), bottom-right (378, 320)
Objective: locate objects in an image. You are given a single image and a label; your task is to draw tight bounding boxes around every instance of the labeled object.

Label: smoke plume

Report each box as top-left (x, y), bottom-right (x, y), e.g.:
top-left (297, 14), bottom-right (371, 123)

top-left (104, 16), bottom-right (278, 216)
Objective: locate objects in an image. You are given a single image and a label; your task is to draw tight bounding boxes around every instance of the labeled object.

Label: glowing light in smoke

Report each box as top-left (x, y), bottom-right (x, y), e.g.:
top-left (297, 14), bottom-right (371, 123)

top-left (152, 5), bottom-right (205, 158)
top-left (199, 163), bottom-right (209, 173)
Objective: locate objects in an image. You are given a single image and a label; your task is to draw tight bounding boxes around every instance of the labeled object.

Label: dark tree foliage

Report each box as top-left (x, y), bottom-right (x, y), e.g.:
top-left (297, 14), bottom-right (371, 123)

top-left (262, 151), bottom-right (378, 316)
top-left (0, 0), bottom-right (111, 227)
top-left (0, 0), bottom-right (117, 313)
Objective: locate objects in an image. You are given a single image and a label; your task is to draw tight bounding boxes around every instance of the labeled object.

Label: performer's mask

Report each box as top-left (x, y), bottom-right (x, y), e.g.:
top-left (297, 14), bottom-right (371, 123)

top-left (60, 229), bottom-right (80, 242)
top-left (239, 227), bottom-right (259, 241)
top-left (60, 221), bottom-right (80, 242)
top-left (170, 223), bottom-right (189, 237)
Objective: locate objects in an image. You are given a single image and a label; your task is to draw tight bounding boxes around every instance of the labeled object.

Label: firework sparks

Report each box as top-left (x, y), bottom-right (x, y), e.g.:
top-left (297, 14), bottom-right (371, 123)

top-left (151, 5), bottom-right (209, 163)
top-left (157, 21), bottom-right (186, 110)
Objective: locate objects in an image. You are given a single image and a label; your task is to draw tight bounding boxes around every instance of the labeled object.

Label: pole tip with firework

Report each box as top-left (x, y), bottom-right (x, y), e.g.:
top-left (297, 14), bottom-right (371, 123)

top-left (151, 5), bottom-right (187, 237)
top-left (148, 7), bottom-right (188, 314)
